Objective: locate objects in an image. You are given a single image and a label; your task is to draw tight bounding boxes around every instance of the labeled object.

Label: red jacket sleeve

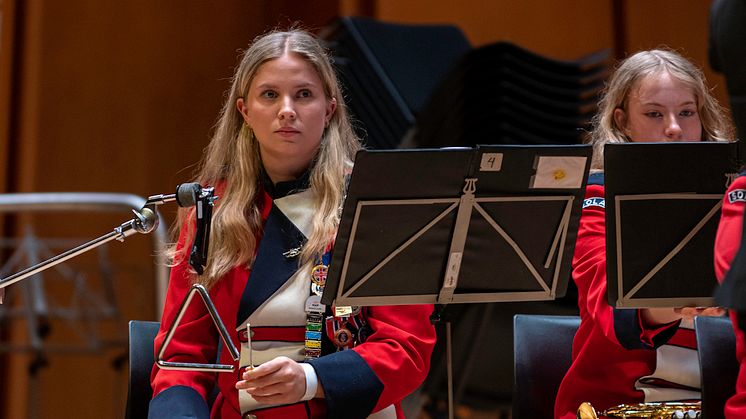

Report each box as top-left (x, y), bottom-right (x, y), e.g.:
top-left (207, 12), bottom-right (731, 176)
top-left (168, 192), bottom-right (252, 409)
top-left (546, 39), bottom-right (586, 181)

top-left (307, 304), bottom-right (436, 418)
top-left (356, 304), bottom-right (436, 411)
top-left (150, 222), bottom-right (219, 402)
top-left (715, 176), bottom-right (746, 281)
top-left (714, 175), bottom-right (746, 419)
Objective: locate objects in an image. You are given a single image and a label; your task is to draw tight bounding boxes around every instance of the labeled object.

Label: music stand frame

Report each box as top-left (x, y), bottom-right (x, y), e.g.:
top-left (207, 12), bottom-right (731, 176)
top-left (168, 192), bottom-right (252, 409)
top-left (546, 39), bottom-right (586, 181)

top-left (323, 145), bottom-right (592, 419)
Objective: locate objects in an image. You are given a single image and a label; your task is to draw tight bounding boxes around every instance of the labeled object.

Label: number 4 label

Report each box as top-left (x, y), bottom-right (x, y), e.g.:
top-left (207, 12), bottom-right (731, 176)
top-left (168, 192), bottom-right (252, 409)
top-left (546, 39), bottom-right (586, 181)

top-left (479, 153), bottom-right (503, 171)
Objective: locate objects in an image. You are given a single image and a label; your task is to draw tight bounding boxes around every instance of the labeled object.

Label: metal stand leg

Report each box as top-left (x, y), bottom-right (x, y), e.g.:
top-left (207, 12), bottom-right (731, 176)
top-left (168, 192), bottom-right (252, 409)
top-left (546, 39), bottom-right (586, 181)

top-left (446, 321), bottom-right (454, 419)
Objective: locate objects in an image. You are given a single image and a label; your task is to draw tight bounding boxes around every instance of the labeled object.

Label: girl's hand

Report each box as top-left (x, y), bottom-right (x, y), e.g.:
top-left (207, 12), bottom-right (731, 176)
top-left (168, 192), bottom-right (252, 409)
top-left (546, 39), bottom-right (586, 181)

top-left (234, 356), bottom-right (307, 405)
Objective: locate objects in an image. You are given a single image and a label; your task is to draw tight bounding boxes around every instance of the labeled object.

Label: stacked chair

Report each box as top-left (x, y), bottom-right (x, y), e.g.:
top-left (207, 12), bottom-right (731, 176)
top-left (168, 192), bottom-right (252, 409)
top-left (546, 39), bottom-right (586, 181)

top-left (411, 41), bottom-right (612, 148)
top-left (319, 17), bottom-right (472, 149)
top-left (320, 17), bottom-right (611, 150)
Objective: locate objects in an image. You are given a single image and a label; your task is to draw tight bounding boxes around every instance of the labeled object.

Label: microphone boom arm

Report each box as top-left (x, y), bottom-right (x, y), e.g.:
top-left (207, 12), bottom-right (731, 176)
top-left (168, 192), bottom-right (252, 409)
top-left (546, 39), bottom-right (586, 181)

top-left (0, 188), bottom-right (195, 294)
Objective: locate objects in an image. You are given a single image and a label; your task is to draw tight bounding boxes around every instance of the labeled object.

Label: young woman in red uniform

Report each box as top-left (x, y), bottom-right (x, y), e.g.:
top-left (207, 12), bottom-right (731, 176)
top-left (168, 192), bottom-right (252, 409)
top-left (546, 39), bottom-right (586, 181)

top-left (554, 48), bottom-right (734, 419)
top-left (148, 29), bottom-right (436, 419)
top-left (714, 172), bottom-right (746, 417)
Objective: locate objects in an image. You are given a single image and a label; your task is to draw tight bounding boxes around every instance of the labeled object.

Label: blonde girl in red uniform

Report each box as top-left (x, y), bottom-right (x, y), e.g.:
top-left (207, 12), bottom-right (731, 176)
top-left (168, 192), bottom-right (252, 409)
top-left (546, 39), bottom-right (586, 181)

top-left (554, 48), bottom-right (734, 419)
top-left (149, 29), bottom-right (436, 419)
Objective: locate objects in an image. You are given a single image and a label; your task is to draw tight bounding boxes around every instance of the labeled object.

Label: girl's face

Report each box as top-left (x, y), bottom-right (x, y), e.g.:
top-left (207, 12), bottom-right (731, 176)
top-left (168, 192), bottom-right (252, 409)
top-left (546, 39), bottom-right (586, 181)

top-left (237, 52), bottom-right (336, 181)
top-left (614, 72), bottom-right (703, 143)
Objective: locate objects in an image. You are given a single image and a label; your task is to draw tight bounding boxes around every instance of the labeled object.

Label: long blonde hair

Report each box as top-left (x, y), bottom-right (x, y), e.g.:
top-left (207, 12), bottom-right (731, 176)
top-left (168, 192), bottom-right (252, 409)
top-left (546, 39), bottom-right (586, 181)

top-left (171, 29), bottom-right (361, 287)
top-left (589, 48), bottom-right (734, 170)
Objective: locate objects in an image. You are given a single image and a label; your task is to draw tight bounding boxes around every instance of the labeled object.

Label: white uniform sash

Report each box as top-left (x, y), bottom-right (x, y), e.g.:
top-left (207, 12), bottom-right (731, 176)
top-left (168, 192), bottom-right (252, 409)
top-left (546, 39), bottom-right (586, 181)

top-left (635, 319), bottom-right (701, 402)
top-left (237, 190), bottom-right (315, 414)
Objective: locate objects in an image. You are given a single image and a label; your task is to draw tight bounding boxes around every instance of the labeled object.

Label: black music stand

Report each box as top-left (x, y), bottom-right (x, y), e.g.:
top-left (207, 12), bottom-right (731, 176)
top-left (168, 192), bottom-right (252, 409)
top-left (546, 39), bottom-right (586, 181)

top-left (322, 144), bottom-right (592, 418)
top-left (604, 141), bottom-right (741, 308)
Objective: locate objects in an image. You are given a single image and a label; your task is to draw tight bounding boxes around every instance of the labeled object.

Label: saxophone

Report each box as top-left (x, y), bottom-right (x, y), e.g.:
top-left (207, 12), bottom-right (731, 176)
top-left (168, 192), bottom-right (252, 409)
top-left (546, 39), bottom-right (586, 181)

top-left (576, 401), bottom-right (701, 418)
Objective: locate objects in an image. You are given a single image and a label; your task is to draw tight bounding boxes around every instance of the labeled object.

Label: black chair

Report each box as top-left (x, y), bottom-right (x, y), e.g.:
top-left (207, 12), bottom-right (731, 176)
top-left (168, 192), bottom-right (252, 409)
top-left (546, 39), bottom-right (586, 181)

top-left (695, 315), bottom-right (739, 419)
top-left (513, 314), bottom-right (580, 419)
top-left (126, 320), bottom-right (160, 419)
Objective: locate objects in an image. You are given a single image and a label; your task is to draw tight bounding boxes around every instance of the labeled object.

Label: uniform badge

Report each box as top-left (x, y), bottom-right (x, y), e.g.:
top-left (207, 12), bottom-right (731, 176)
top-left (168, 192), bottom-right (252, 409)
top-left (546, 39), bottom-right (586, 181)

top-left (304, 294), bottom-right (325, 313)
top-left (311, 264), bottom-right (328, 287)
top-left (728, 189), bottom-right (746, 204)
top-left (582, 197), bottom-right (605, 209)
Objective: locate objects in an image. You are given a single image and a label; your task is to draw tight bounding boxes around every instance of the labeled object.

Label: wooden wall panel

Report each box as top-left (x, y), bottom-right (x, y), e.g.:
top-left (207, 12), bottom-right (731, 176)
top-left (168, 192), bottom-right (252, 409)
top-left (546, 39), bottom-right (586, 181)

top-left (2, 2), bottom-right (341, 418)
top-left (376, 0), bottom-right (614, 60)
top-left (624, 0), bottom-right (729, 113)
top-left (0, 0), bottom-right (16, 194)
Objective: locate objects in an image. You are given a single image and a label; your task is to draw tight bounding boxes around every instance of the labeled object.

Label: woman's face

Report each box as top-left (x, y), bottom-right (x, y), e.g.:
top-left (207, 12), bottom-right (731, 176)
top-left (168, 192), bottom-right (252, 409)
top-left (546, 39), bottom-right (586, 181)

top-left (614, 72), bottom-right (703, 142)
top-left (237, 52), bottom-right (336, 181)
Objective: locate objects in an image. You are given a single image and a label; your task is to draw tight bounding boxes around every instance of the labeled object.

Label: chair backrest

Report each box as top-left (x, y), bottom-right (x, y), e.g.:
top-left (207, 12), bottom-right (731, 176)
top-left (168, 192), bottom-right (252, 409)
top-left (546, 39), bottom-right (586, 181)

top-left (694, 315), bottom-right (738, 419)
top-left (513, 314), bottom-right (580, 419)
top-left (126, 320), bottom-right (160, 419)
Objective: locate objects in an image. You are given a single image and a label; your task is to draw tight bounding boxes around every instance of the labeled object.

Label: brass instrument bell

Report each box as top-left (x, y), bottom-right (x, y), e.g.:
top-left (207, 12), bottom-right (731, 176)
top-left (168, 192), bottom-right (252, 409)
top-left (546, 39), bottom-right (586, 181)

top-left (576, 401), bottom-right (701, 418)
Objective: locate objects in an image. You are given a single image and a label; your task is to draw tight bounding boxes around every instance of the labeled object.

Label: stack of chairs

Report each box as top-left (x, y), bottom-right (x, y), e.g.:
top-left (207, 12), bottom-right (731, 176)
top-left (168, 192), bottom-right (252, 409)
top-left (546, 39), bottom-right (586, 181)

top-left (319, 17), bottom-right (472, 149)
top-left (410, 41), bottom-right (612, 148)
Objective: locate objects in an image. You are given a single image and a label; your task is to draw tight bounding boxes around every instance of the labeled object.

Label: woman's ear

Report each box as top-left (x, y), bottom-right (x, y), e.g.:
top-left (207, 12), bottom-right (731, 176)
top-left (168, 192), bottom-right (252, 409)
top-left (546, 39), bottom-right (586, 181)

top-left (325, 97), bottom-right (337, 125)
top-left (236, 98), bottom-right (251, 125)
top-left (613, 108), bottom-right (627, 134)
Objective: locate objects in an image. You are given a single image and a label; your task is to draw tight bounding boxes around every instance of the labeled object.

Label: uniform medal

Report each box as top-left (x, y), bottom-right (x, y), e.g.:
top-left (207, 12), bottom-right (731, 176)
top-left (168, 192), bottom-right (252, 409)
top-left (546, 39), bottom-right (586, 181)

top-left (326, 316), bottom-right (352, 349)
top-left (334, 327), bottom-right (353, 347)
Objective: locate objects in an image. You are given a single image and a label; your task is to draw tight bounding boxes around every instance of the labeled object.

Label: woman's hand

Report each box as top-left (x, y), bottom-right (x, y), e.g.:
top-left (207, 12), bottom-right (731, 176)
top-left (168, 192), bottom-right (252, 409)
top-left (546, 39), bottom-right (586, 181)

top-left (674, 306), bottom-right (726, 320)
top-left (235, 356), bottom-right (307, 405)
top-left (641, 306), bottom-right (726, 326)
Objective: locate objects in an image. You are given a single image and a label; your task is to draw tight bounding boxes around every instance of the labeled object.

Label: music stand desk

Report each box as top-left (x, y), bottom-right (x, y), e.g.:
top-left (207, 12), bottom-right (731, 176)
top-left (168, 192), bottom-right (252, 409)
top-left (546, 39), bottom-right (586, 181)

top-left (604, 141), bottom-right (740, 308)
top-left (323, 144), bottom-right (592, 307)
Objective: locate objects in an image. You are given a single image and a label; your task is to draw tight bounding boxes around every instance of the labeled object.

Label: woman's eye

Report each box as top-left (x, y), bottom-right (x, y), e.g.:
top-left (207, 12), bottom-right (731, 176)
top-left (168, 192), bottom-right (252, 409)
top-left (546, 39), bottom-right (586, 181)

top-left (680, 109), bottom-right (696, 117)
top-left (297, 89), bottom-right (312, 98)
top-left (261, 90), bottom-right (278, 99)
top-left (645, 111), bottom-right (662, 118)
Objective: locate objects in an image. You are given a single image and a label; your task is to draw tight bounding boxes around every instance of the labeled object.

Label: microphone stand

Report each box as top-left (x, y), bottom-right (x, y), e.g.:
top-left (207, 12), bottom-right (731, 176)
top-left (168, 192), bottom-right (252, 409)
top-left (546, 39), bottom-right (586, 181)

top-left (0, 190), bottom-right (182, 293)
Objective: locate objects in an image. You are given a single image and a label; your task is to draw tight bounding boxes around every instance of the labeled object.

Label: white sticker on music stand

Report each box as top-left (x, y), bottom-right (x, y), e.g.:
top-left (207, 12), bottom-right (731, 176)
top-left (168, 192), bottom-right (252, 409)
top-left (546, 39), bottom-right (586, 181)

top-left (530, 156), bottom-right (587, 189)
top-left (479, 153), bottom-right (503, 171)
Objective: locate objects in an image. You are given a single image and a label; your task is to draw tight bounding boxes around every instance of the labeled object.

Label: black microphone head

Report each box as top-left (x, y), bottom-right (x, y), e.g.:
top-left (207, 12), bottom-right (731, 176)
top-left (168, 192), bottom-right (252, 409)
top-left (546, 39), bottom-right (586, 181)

top-left (176, 183), bottom-right (201, 207)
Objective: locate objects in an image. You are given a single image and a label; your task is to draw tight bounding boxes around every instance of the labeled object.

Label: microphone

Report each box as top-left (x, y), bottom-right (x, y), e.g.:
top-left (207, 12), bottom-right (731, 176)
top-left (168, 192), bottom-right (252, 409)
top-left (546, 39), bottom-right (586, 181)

top-left (175, 182), bottom-right (202, 207)
top-left (143, 182), bottom-right (206, 208)
top-left (143, 183), bottom-right (218, 275)
top-left (181, 183), bottom-right (217, 276)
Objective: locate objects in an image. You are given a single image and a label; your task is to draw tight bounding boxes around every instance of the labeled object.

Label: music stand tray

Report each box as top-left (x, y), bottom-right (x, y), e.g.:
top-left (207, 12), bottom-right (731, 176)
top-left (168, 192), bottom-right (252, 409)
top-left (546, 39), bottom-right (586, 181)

top-left (604, 141), bottom-right (741, 308)
top-left (322, 144), bottom-right (592, 307)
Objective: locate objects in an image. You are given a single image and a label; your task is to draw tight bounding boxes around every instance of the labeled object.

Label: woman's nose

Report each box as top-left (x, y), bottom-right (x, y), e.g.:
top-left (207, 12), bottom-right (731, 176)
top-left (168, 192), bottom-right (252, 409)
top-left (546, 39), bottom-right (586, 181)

top-left (664, 117), bottom-right (682, 140)
top-left (278, 97), bottom-right (296, 120)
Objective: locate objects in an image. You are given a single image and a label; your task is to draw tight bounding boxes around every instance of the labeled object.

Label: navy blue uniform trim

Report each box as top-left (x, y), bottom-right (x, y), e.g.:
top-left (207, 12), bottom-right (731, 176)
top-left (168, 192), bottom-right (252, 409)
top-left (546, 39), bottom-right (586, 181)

top-left (237, 204), bottom-right (306, 325)
top-left (613, 308), bottom-right (678, 350)
top-left (148, 385), bottom-right (210, 419)
top-left (308, 350), bottom-right (383, 419)
top-left (260, 168), bottom-right (311, 199)
top-left (588, 172), bottom-right (604, 186)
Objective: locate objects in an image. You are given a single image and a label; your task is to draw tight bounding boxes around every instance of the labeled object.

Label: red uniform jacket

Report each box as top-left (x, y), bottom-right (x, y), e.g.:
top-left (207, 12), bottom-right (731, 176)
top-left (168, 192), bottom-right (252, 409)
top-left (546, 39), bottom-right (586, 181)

top-left (554, 173), bottom-right (691, 419)
top-left (714, 173), bottom-right (746, 418)
top-left (149, 181), bottom-right (436, 419)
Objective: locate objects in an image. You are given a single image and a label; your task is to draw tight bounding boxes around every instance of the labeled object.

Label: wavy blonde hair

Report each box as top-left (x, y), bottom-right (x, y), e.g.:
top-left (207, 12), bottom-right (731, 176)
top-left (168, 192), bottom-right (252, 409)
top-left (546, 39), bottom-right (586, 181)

top-left (589, 48), bottom-right (734, 171)
top-left (170, 29), bottom-right (361, 288)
